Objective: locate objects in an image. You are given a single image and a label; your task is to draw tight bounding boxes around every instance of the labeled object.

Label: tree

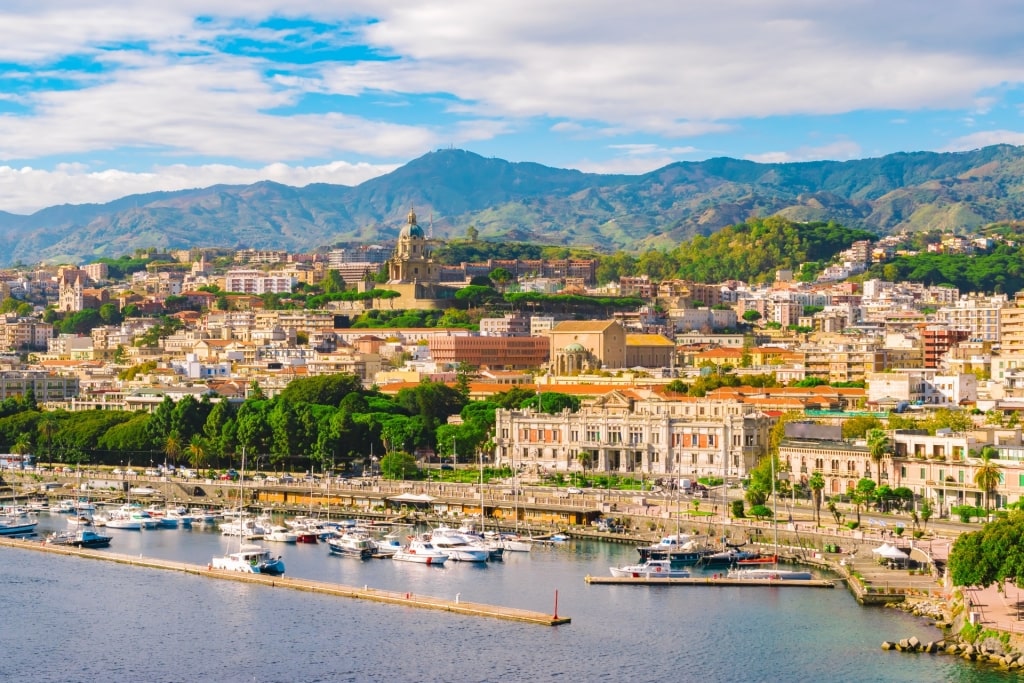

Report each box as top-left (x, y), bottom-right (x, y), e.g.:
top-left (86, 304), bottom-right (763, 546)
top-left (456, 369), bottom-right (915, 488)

top-left (164, 432), bottom-right (182, 467)
top-left (322, 269), bottom-right (346, 294)
top-left (466, 224), bottom-right (479, 241)
top-left (842, 415), bottom-right (882, 439)
top-left (742, 310), bottom-right (762, 323)
top-left (187, 436), bottom-right (209, 475)
top-left (489, 267), bottom-right (513, 294)
top-left (949, 511), bottom-right (1024, 589)
top-left (850, 478), bottom-right (877, 526)
top-left (379, 451), bottom-right (418, 480)
top-left (808, 471), bottom-right (825, 526)
top-left (866, 429), bottom-right (890, 485)
top-left (974, 446), bottom-right (1002, 513)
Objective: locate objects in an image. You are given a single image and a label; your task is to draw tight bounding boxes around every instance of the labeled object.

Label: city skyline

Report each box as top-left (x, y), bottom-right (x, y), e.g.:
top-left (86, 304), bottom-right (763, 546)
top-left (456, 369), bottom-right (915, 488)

top-left (3, 2), bottom-right (1024, 213)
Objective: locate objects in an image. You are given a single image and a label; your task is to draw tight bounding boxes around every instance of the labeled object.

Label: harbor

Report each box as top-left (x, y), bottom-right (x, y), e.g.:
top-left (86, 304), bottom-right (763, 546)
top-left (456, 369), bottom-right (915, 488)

top-left (0, 536), bottom-right (570, 625)
top-left (585, 574), bottom-right (835, 588)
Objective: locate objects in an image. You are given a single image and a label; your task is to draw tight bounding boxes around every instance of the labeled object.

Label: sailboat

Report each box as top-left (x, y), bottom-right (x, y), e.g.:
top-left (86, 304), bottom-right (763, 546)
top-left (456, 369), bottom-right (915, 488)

top-left (727, 455), bottom-right (812, 581)
top-left (211, 449), bottom-right (285, 575)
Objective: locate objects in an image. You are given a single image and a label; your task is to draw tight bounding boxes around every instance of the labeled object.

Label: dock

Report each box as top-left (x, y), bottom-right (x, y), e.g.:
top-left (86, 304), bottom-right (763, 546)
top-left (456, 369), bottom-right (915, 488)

top-left (0, 537), bottom-right (570, 626)
top-left (585, 574), bottom-right (835, 588)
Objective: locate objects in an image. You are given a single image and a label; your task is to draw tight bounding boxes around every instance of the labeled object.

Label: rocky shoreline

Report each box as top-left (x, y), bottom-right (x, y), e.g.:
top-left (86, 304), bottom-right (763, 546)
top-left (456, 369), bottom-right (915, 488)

top-left (882, 598), bottom-right (1024, 670)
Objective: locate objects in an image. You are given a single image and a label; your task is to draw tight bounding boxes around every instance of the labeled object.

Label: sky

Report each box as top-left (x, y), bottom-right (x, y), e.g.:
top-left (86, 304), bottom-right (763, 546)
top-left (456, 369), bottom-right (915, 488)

top-left (3, 1), bottom-right (1024, 214)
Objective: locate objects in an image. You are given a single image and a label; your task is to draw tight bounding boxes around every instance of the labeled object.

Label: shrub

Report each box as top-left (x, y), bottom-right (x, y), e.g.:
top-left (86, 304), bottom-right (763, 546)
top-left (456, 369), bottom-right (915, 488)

top-left (894, 526), bottom-right (905, 537)
top-left (731, 499), bottom-right (745, 518)
top-left (847, 521), bottom-right (859, 530)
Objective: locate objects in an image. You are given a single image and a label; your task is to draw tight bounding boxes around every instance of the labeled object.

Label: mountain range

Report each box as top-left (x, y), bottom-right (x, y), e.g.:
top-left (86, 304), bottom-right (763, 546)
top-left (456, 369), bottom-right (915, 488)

top-left (5, 145), bottom-right (1024, 267)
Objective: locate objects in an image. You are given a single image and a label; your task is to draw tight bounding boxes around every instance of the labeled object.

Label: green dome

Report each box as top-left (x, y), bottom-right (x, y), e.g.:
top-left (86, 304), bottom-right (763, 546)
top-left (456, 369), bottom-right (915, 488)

top-left (564, 342), bottom-right (586, 353)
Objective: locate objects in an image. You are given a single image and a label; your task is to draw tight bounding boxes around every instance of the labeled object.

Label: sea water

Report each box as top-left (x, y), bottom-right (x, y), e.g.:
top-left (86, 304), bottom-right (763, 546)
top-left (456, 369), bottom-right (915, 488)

top-left (0, 514), bottom-right (1011, 683)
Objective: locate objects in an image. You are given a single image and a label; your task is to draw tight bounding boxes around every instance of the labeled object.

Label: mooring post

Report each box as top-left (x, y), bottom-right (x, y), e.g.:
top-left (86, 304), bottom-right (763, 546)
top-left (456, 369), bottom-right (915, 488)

top-left (553, 589), bottom-right (559, 619)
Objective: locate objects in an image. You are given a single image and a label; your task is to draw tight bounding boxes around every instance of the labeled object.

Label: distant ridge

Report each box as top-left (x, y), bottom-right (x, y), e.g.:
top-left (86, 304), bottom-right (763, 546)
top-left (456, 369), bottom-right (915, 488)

top-left (4, 144), bottom-right (1024, 266)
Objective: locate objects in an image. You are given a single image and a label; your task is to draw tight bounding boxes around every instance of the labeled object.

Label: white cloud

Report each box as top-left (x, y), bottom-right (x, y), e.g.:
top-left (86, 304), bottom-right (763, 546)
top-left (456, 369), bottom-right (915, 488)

top-left (0, 160), bottom-right (395, 214)
top-left (744, 140), bottom-right (863, 164)
top-left (942, 130), bottom-right (1024, 152)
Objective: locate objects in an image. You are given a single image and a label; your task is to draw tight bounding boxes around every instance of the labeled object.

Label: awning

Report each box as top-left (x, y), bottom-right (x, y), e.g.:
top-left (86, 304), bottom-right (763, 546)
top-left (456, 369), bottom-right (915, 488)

top-left (871, 543), bottom-right (909, 560)
top-left (388, 492), bottom-right (436, 503)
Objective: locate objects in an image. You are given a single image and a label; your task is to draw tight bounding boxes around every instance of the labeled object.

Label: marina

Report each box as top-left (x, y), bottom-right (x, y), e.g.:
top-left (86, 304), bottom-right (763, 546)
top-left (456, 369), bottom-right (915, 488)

top-left (0, 508), bottom-right (1000, 682)
top-left (586, 573), bottom-right (835, 587)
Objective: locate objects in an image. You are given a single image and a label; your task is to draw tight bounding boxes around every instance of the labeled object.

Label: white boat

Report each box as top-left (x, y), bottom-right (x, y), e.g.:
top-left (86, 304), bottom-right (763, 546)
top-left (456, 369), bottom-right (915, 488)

top-left (490, 532), bottom-right (533, 553)
top-left (610, 559), bottom-right (691, 578)
top-left (265, 525), bottom-right (298, 543)
top-left (210, 449), bottom-right (285, 576)
top-left (392, 539), bottom-right (449, 565)
top-left (429, 528), bottom-right (490, 562)
top-left (725, 456), bottom-right (813, 583)
top-left (211, 543), bottom-right (286, 575)
top-left (219, 518), bottom-right (268, 539)
top-left (726, 567), bottom-right (813, 581)
top-left (372, 532), bottom-right (405, 557)
top-left (101, 505), bottom-right (158, 530)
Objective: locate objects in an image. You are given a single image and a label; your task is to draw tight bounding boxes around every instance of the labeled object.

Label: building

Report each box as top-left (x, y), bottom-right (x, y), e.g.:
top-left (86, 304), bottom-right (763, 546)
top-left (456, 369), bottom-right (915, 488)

top-left (0, 370), bottom-right (79, 402)
top-left (921, 326), bottom-right (970, 369)
top-left (493, 392), bottom-right (771, 481)
top-left (223, 269), bottom-right (295, 295)
top-left (428, 335), bottom-right (550, 370)
top-left (479, 313), bottom-right (530, 337)
top-left (548, 320), bottom-right (627, 372)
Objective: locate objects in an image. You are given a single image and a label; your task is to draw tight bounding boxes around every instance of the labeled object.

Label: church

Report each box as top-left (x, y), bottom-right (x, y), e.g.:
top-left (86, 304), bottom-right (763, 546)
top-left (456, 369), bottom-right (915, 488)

top-left (374, 207), bottom-right (457, 310)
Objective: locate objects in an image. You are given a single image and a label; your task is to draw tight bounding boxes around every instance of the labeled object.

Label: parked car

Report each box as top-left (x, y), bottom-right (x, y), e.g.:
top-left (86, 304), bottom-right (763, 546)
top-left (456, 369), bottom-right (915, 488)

top-left (279, 475), bottom-right (296, 484)
top-left (567, 487), bottom-right (583, 494)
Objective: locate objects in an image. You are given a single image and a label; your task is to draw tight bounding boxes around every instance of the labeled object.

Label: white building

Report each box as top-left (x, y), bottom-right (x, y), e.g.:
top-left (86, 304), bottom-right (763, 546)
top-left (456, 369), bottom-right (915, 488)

top-left (224, 269), bottom-right (296, 295)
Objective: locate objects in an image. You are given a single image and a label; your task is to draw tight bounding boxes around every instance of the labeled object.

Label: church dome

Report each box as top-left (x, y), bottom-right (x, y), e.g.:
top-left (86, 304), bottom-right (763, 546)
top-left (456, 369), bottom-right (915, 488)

top-left (564, 342), bottom-right (586, 353)
top-left (400, 206), bottom-right (425, 238)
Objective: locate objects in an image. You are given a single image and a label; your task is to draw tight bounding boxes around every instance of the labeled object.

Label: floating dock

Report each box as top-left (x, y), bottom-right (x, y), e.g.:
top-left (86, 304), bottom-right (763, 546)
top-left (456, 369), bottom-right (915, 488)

top-left (585, 574), bottom-right (835, 588)
top-left (0, 537), bottom-right (570, 626)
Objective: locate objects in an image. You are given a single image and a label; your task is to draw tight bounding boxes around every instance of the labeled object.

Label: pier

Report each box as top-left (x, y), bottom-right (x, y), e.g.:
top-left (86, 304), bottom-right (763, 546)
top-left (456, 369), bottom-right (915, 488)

top-left (585, 574), bottom-right (835, 588)
top-left (0, 537), bottom-right (570, 626)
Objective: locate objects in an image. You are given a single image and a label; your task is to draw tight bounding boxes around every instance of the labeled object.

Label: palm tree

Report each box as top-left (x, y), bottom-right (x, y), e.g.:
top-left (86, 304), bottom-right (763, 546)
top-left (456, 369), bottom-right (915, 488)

top-left (187, 436), bottom-right (208, 477)
top-left (577, 450), bottom-right (593, 485)
top-left (164, 432), bottom-right (182, 468)
top-left (866, 429), bottom-right (890, 486)
top-left (974, 446), bottom-right (1002, 513)
top-left (808, 471), bottom-right (825, 526)
top-left (37, 414), bottom-right (58, 468)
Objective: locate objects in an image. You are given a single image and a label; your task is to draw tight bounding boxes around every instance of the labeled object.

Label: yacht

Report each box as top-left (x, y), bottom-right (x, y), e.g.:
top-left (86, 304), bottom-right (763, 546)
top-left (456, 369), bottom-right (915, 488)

top-left (211, 543), bottom-right (286, 575)
top-left (429, 529), bottom-right (490, 563)
top-left (610, 559), bottom-right (690, 579)
top-left (265, 526), bottom-right (299, 543)
top-left (392, 539), bottom-right (449, 565)
top-left (326, 531), bottom-right (375, 559)
top-left (726, 567), bottom-right (814, 581)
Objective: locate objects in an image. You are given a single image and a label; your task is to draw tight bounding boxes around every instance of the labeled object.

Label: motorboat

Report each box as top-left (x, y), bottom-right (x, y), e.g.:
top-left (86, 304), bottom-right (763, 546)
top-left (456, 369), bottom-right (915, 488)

top-left (265, 526), bottom-right (298, 543)
top-left (211, 543), bottom-right (285, 575)
top-left (610, 559), bottom-right (691, 579)
top-left (326, 531), bottom-right (375, 559)
top-left (219, 518), bottom-right (268, 539)
top-left (726, 567), bottom-right (813, 581)
top-left (46, 527), bottom-right (112, 549)
top-left (429, 528), bottom-right (490, 562)
top-left (637, 533), bottom-right (712, 565)
top-left (372, 533), bottom-right (405, 557)
top-left (392, 539), bottom-right (449, 565)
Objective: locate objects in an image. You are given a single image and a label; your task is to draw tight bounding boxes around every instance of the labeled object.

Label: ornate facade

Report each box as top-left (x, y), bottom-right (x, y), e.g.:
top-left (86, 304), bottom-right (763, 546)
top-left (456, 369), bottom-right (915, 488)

top-left (493, 391), bottom-right (771, 481)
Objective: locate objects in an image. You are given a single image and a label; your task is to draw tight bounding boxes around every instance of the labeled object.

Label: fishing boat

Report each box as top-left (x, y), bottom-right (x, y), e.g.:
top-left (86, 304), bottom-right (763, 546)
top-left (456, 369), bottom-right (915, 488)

top-left (610, 559), bottom-right (690, 579)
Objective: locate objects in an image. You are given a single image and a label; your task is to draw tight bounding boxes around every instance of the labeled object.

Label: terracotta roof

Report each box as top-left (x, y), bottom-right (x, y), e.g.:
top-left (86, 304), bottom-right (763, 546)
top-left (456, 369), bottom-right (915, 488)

top-left (625, 334), bottom-right (674, 346)
top-left (551, 320), bottom-right (619, 333)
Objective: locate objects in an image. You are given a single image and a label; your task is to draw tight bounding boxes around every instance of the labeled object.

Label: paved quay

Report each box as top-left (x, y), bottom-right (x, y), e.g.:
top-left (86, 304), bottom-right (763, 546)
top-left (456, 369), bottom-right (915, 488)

top-left (0, 536), bottom-right (571, 627)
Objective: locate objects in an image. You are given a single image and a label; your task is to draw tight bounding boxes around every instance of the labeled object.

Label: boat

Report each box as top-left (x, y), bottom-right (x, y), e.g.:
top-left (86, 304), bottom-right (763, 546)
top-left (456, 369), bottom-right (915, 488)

top-left (429, 528), bottom-right (490, 562)
top-left (265, 525), bottom-right (298, 543)
top-left (392, 538), bottom-right (449, 565)
top-left (326, 531), bottom-right (375, 559)
top-left (211, 543), bottom-right (286, 575)
top-left (0, 510), bottom-right (39, 536)
top-left (726, 455), bottom-right (813, 582)
top-left (637, 533), bottom-right (713, 565)
top-left (46, 526), bottom-right (112, 548)
top-left (372, 533), bottom-right (404, 557)
top-left (610, 559), bottom-right (691, 579)
top-left (211, 448), bottom-right (285, 576)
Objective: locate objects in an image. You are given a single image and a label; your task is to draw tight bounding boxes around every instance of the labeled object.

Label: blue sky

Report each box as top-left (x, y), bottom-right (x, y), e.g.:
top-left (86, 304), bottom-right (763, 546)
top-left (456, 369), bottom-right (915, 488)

top-left (2, 1), bottom-right (1024, 213)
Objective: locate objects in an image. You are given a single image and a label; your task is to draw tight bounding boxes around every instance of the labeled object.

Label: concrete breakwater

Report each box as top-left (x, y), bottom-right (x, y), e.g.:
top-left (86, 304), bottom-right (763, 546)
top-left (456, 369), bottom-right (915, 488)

top-left (0, 536), bottom-right (570, 626)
